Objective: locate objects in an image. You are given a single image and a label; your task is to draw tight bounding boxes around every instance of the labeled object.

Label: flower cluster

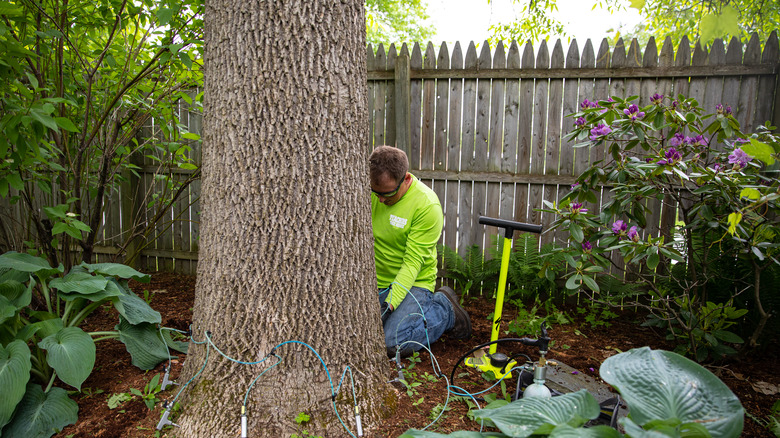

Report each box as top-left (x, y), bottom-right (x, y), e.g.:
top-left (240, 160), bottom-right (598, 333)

top-left (728, 148), bottom-right (752, 169)
top-left (575, 116), bottom-right (586, 127)
top-left (668, 132), bottom-right (708, 148)
top-left (623, 104), bottom-right (645, 121)
top-left (581, 99), bottom-right (599, 110)
top-left (716, 103), bottom-right (733, 115)
top-left (582, 241), bottom-right (592, 252)
top-left (658, 148), bottom-right (682, 166)
top-left (612, 220), bottom-right (627, 235)
top-left (569, 202), bottom-right (587, 214)
top-left (589, 123), bottom-right (612, 141)
top-left (651, 93), bottom-right (664, 105)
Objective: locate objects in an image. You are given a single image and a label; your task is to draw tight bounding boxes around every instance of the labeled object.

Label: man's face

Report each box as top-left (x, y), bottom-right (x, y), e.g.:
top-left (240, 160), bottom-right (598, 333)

top-left (371, 172), bottom-right (406, 206)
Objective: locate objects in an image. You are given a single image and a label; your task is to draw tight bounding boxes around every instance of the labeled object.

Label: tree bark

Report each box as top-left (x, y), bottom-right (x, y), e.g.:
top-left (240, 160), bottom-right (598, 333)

top-left (177, 1), bottom-right (395, 436)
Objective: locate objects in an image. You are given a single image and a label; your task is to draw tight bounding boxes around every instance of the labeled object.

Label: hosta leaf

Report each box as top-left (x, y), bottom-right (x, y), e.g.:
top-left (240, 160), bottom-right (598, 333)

top-left (0, 295), bottom-right (16, 325)
top-left (38, 327), bottom-right (95, 391)
top-left (0, 384), bottom-right (77, 438)
top-left (0, 340), bottom-right (31, 430)
top-left (116, 317), bottom-right (173, 370)
top-left (81, 263), bottom-right (150, 282)
top-left (0, 278), bottom-right (32, 309)
top-left (57, 277), bottom-right (123, 302)
top-left (0, 252), bottom-right (63, 279)
top-left (548, 424), bottom-right (622, 437)
top-left (471, 390), bottom-right (600, 437)
top-left (49, 271), bottom-right (108, 297)
top-left (600, 347), bottom-right (743, 438)
top-left (112, 282), bottom-right (161, 325)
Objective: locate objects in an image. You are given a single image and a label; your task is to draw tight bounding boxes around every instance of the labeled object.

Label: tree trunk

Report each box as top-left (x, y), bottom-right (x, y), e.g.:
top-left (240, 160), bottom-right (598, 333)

top-left (177, 1), bottom-right (395, 436)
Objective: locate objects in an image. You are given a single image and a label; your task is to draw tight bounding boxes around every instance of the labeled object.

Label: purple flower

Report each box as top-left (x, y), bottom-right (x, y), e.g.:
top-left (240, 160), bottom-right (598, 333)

top-left (668, 132), bottom-right (687, 147)
top-left (658, 148), bottom-right (682, 166)
top-left (651, 93), bottom-right (664, 105)
top-left (575, 116), bottom-right (586, 127)
top-left (612, 220), bottom-right (627, 235)
top-left (570, 202), bottom-right (588, 214)
top-left (627, 226), bottom-right (639, 242)
top-left (581, 99), bottom-right (599, 110)
top-left (690, 135), bottom-right (708, 146)
top-left (589, 123), bottom-right (612, 140)
top-left (716, 103), bottom-right (724, 114)
top-left (582, 241), bottom-right (592, 252)
top-left (728, 148), bottom-right (752, 169)
top-left (726, 106), bottom-right (733, 115)
top-left (712, 163), bottom-right (722, 172)
top-left (571, 182), bottom-right (580, 189)
top-left (716, 103), bottom-right (733, 115)
top-left (623, 104), bottom-right (645, 121)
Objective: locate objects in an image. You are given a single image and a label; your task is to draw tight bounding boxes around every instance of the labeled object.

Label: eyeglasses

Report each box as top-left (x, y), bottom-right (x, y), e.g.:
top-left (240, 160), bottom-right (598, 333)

top-left (372, 177), bottom-right (404, 198)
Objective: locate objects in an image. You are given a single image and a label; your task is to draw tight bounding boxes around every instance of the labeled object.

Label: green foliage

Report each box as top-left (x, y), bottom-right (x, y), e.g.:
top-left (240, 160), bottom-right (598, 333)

top-left (0, 251), bottom-right (182, 436)
top-left (290, 411), bottom-right (323, 438)
top-left (401, 347), bottom-right (744, 437)
top-left (489, 0), bottom-right (778, 50)
top-left (130, 373), bottom-right (163, 410)
top-left (505, 235), bottom-right (564, 301)
top-left (0, 0), bottom-right (203, 267)
top-left (438, 244), bottom-right (500, 298)
top-left (365, 0), bottom-right (435, 46)
top-left (541, 93), bottom-right (780, 360)
top-left (507, 298), bottom-right (570, 338)
top-left (577, 303), bottom-right (618, 329)
top-left (107, 392), bottom-right (132, 410)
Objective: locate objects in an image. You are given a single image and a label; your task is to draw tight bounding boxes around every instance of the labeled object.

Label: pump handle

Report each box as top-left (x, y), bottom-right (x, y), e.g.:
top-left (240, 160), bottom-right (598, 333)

top-left (478, 216), bottom-right (543, 238)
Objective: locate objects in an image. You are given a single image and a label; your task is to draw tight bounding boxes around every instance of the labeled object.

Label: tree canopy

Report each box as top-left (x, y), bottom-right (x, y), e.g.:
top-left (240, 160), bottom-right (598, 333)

top-left (490, 0), bottom-right (780, 47)
top-left (365, 0), bottom-right (435, 46)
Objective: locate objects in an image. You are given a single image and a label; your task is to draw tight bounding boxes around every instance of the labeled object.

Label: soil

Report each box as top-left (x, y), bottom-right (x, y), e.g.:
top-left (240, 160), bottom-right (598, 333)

top-left (53, 272), bottom-right (779, 438)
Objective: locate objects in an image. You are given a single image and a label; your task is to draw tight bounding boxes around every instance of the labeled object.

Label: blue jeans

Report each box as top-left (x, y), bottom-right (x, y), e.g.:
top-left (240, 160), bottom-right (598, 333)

top-left (379, 286), bottom-right (454, 352)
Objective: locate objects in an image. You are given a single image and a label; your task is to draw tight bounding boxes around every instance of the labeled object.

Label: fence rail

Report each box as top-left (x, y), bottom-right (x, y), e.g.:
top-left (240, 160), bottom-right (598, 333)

top-left (2, 33), bottom-right (779, 273)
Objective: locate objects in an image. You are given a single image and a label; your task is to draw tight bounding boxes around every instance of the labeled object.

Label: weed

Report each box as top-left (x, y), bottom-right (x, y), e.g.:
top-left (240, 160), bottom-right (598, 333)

top-left (290, 412), bottom-right (323, 438)
top-left (130, 373), bottom-right (163, 410)
top-left (107, 393), bottom-right (132, 410)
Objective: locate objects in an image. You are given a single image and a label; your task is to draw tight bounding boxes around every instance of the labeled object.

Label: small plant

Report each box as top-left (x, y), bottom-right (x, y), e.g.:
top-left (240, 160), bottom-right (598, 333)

top-left (290, 412), bottom-right (323, 438)
top-left (107, 392), bottom-right (132, 410)
top-left (130, 373), bottom-right (163, 410)
top-left (578, 303), bottom-right (619, 329)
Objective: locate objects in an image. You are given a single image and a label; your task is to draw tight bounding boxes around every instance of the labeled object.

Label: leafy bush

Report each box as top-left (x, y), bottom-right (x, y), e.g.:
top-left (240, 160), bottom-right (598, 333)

top-left (541, 94), bottom-right (780, 359)
top-left (0, 251), bottom-right (185, 436)
top-left (401, 347), bottom-right (744, 437)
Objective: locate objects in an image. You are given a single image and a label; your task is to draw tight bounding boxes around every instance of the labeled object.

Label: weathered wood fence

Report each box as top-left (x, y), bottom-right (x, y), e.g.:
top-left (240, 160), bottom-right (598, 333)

top-left (369, 34), bottom-right (780, 258)
top-left (2, 34), bottom-right (779, 274)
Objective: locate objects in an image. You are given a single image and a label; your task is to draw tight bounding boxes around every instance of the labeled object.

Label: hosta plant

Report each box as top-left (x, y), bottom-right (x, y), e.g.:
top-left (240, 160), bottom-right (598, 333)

top-left (0, 251), bottom-right (186, 437)
top-left (400, 346), bottom-right (744, 437)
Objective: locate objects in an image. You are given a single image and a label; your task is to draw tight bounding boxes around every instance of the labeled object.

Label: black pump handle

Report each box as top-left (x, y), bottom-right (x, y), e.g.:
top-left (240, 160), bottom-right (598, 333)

top-left (478, 216), bottom-right (543, 239)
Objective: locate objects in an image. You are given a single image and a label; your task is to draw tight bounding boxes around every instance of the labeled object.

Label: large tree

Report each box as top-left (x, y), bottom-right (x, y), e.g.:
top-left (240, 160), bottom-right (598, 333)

top-left (176, 1), bottom-right (393, 436)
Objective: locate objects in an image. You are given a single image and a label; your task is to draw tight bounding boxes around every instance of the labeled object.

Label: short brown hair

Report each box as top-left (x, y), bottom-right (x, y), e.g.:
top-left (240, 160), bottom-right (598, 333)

top-left (369, 145), bottom-right (408, 183)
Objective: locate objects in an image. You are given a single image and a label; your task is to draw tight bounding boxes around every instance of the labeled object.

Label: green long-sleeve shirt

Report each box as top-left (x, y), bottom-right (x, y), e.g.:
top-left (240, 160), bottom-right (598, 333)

top-left (372, 175), bottom-right (443, 309)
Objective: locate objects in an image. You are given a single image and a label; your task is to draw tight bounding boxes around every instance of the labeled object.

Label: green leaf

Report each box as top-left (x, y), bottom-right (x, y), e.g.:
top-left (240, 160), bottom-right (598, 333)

top-left (569, 222), bottom-right (584, 243)
top-left (38, 327), bottom-right (95, 390)
top-left (1, 384), bottom-right (78, 438)
top-left (0, 340), bottom-right (31, 430)
top-left (54, 117), bottom-right (80, 133)
top-left (115, 318), bottom-right (173, 370)
top-left (548, 424), bottom-right (622, 438)
top-left (712, 330), bottom-right (744, 344)
top-left (647, 253), bottom-right (660, 270)
top-left (727, 212), bottom-right (741, 236)
top-left (582, 275), bottom-right (600, 292)
top-left (471, 390), bottom-right (600, 437)
top-left (49, 271), bottom-right (108, 297)
top-left (82, 263), bottom-right (150, 282)
top-left (699, 5), bottom-right (740, 42)
top-left (741, 139), bottom-right (775, 165)
top-left (565, 274), bottom-right (581, 290)
top-left (600, 347), bottom-right (744, 437)
top-left (0, 252), bottom-right (63, 279)
top-left (112, 282), bottom-right (161, 325)
top-left (739, 188), bottom-right (761, 200)
top-left (399, 430), bottom-right (507, 437)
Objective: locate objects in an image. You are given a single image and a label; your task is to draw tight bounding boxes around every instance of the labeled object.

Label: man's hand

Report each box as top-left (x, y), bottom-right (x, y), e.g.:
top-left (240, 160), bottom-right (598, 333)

top-left (380, 301), bottom-right (392, 324)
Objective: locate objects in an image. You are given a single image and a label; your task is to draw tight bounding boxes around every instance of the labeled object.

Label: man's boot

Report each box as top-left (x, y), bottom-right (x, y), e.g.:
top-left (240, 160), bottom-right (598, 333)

top-left (437, 286), bottom-right (472, 340)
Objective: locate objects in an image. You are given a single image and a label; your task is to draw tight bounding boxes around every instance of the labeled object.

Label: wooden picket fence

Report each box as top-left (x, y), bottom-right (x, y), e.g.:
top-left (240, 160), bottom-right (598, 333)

top-left (1, 34), bottom-right (779, 274)
top-left (368, 34), bottom-right (780, 256)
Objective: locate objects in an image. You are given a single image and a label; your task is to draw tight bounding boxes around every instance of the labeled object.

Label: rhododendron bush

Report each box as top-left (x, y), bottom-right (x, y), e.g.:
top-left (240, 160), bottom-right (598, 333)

top-left (542, 94), bottom-right (780, 361)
